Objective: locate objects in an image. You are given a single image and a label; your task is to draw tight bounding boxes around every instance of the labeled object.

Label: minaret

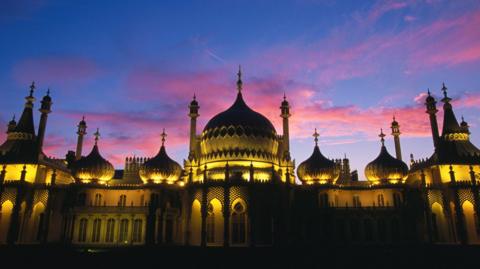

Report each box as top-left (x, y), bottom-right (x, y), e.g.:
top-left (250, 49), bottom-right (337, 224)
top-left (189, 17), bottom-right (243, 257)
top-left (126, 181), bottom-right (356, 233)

top-left (7, 115), bottom-right (16, 133)
top-left (75, 116), bottom-right (87, 160)
top-left (188, 94), bottom-right (199, 159)
top-left (37, 89), bottom-right (52, 153)
top-left (390, 116), bottom-right (402, 161)
top-left (280, 93), bottom-right (291, 160)
top-left (425, 88), bottom-right (440, 149)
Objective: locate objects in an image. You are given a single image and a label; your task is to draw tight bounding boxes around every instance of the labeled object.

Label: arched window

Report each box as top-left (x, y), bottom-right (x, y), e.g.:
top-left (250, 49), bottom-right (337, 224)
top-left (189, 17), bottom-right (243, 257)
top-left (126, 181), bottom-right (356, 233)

top-left (353, 195), bottom-right (361, 207)
top-left (132, 219), bottom-right (143, 243)
top-left (231, 201), bottom-right (246, 245)
top-left (393, 193), bottom-right (402, 207)
top-left (94, 194), bottom-right (102, 206)
top-left (119, 195), bottom-right (127, 207)
top-left (377, 194), bottom-right (385, 207)
top-left (78, 218), bottom-right (88, 242)
top-left (106, 219), bottom-right (115, 243)
top-left (119, 219), bottom-right (129, 243)
top-left (92, 218), bottom-right (101, 242)
top-left (206, 203), bottom-right (215, 243)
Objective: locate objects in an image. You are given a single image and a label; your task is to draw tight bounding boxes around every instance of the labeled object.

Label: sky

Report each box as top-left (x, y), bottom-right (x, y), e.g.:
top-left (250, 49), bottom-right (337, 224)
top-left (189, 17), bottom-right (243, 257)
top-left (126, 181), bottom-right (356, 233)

top-left (0, 0), bottom-right (479, 180)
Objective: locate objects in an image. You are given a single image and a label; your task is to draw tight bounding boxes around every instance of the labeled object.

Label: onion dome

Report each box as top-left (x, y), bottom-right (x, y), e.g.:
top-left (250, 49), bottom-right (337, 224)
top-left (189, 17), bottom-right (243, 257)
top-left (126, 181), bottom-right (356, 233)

top-left (297, 129), bottom-right (339, 184)
top-left (72, 128), bottom-right (114, 183)
top-left (139, 129), bottom-right (182, 184)
top-left (200, 68), bottom-right (279, 163)
top-left (365, 129), bottom-right (408, 184)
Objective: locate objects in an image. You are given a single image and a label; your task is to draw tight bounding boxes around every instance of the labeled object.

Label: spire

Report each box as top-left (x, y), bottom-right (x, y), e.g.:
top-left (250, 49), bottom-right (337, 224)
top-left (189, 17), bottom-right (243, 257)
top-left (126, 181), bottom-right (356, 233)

top-left (29, 81), bottom-right (35, 97)
top-left (441, 82), bottom-right (451, 103)
top-left (236, 65), bottom-right (243, 93)
top-left (313, 128), bottom-right (319, 146)
top-left (94, 128), bottom-right (100, 145)
top-left (161, 128), bottom-right (167, 146)
top-left (379, 129), bottom-right (386, 146)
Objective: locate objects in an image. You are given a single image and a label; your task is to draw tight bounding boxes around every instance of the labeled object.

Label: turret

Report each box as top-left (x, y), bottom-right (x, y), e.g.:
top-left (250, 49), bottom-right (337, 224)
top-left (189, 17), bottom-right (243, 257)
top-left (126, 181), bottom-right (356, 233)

top-left (7, 115), bottom-right (16, 133)
top-left (188, 94), bottom-right (199, 159)
top-left (75, 116), bottom-right (87, 160)
top-left (390, 116), bottom-right (402, 161)
top-left (425, 88), bottom-right (440, 149)
top-left (37, 89), bottom-right (52, 154)
top-left (280, 93), bottom-right (291, 160)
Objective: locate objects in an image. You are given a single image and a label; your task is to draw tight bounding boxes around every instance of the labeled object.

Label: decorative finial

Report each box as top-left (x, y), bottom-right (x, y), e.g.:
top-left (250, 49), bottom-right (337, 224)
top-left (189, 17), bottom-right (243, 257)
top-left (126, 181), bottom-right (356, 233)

top-left (442, 82), bottom-right (448, 98)
top-left (393, 115), bottom-right (396, 121)
top-left (82, 115), bottom-right (85, 121)
top-left (94, 128), bottom-right (100, 145)
top-left (283, 92), bottom-right (287, 101)
top-left (29, 81), bottom-right (35, 97)
top-left (313, 128), bottom-right (319, 146)
top-left (379, 128), bottom-right (386, 146)
top-left (46, 88), bottom-right (50, 96)
top-left (193, 93), bottom-right (196, 100)
top-left (236, 65), bottom-right (242, 93)
top-left (427, 88), bottom-right (431, 96)
top-left (12, 114), bottom-right (15, 121)
top-left (161, 128), bottom-right (167, 146)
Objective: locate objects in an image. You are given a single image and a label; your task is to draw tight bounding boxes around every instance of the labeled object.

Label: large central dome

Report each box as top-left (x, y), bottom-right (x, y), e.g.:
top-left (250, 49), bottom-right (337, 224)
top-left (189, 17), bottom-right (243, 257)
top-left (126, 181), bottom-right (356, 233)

top-left (200, 87), bottom-right (279, 164)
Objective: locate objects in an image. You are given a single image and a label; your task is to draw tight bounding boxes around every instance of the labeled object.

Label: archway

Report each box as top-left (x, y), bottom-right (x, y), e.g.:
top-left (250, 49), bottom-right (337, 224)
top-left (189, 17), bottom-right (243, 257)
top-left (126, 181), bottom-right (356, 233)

top-left (231, 199), bottom-right (247, 246)
top-left (431, 202), bottom-right (448, 242)
top-left (206, 198), bottom-right (223, 246)
top-left (462, 201), bottom-right (478, 244)
top-left (0, 201), bottom-right (13, 243)
top-left (190, 200), bottom-right (201, 246)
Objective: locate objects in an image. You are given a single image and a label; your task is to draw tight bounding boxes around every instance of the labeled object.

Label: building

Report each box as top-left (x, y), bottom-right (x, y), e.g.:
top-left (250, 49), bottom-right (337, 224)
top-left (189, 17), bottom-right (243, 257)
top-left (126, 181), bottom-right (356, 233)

top-left (0, 72), bottom-right (479, 247)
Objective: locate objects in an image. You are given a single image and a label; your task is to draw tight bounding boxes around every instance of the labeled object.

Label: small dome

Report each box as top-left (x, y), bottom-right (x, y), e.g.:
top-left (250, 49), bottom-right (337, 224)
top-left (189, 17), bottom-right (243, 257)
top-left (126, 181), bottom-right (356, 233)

top-left (365, 131), bottom-right (408, 183)
top-left (72, 144), bottom-right (114, 183)
top-left (139, 131), bottom-right (182, 184)
top-left (297, 129), bottom-right (339, 184)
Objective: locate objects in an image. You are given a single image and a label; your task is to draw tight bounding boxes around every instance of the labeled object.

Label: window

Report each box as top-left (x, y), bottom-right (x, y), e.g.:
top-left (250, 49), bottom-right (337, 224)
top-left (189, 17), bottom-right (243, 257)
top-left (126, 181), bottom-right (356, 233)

top-left (393, 193), bottom-right (402, 207)
top-left (92, 218), bottom-right (101, 242)
top-left (132, 219), bottom-right (143, 243)
top-left (231, 202), bottom-right (246, 244)
top-left (94, 194), bottom-right (102, 206)
top-left (78, 218), bottom-right (88, 242)
top-left (377, 194), bottom-right (385, 207)
top-left (106, 219), bottom-right (115, 243)
top-left (119, 219), bottom-right (129, 243)
top-left (353, 195), bottom-right (361, 207)
top-left (206, 203), bottom-right (215, 243)
top-left (119, 195), bottom-right (127, 207)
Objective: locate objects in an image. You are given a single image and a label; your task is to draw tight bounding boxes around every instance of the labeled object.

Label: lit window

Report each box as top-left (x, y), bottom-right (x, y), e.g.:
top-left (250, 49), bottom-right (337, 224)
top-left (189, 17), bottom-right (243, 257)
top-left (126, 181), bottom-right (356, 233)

top-left (92, 218), bottom-right (101, 242)
top-left (206, 203), bottom-right (215, 243)
top-left (94, 194), bottom-right (103, 206)
top-left (119, 219), bottom-right (129, 243)
top-left (377, 194), bottom-right (385, 207)
top-left (78, 218), bottom-right (88, 242)
top-left (106, 219), bottom-right (115, 243)
top-left (132, 219), bottom-right (143, 243)
top-left (231, 202), bottom-right (246, 244)
top-left (119, 195), bottom-right (127, 207)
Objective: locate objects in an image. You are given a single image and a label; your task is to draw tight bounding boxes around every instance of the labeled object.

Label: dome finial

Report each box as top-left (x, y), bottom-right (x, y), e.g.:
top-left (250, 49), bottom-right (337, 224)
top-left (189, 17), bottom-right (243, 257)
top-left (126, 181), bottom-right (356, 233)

top-left (94, 128), bottom-right (100, 145)
top-left (379, 128), bottom-right (386, 146)
top-left (313, 128), bottom-right (319, 146)
top-left (427, 88), bottom-right (431, 96)
top-left (193, 93), bottom-right (196, 100)
top-left (29, 81), bottom-right (35, 97)
top-left (161, 128), bottom-right (167, 146)
top-left (236, 65), bottom-right (242, 93)
top-left (442, 82), bottom-right (448, 98)
top-left (283, 92), bottom-right (287, 101)
top-left (12, 114), bottom-right (16, 121)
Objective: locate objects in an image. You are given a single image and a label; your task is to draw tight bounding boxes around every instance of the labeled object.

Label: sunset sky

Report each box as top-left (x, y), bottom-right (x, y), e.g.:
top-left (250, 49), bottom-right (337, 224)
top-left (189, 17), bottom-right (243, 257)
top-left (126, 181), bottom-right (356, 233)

top-left (1, 0), bottom-right (479, 180)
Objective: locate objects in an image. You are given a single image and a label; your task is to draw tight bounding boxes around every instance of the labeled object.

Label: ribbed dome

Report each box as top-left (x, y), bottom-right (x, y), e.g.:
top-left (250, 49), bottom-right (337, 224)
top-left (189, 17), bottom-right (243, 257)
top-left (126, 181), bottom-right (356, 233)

top-left (139, 143), bottom-right (182, 184)
top-left (297, 145), bottom-right (339, 184)
top-left (72, 144), bottom-right (114, 183)
top-left (200, 92), bottom-right (279, 162)
top-left (365, 145), bottom-right (408, 183)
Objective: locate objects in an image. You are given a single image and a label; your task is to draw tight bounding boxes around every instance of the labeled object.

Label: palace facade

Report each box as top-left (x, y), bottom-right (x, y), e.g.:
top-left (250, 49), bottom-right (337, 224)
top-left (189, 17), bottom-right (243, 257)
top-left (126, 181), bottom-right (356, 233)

top-left (1, 70), bottom-right (479, 247)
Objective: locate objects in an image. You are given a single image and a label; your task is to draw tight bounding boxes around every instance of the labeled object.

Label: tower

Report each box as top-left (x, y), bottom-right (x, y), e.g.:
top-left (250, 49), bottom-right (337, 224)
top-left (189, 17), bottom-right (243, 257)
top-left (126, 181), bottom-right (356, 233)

top-left (37, 89), bottom-right (52, 154)
top-left (75, 116), bottom-right (87, 160)
top-left (188, 94), bottom-right (199, 160)
top-left (391, 116), bottom-right (402, 161)
top-left (425, 88), bottom-right (440, 148)
top-left (280, 93), bottom-right (291, 160)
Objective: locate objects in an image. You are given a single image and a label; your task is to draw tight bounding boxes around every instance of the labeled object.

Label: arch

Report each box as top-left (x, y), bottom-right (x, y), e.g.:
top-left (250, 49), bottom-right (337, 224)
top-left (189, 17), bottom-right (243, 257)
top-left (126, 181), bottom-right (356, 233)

top-left (190, 199), bottom-right (201, 246)
top-left (231, 198), bottom-right (247, 245)
top-left (206, 198), bottom-right (224, 246)
top-left (105, 218), bottom-right (115, 243)
top-left (0, 200), bottom-right (13, 243)
top-left (462, 201), bottom-right (478, 244)
top-left (31, 202), bottom-right (45, 242)
top-left (431, 202), bottom-right (448, 242)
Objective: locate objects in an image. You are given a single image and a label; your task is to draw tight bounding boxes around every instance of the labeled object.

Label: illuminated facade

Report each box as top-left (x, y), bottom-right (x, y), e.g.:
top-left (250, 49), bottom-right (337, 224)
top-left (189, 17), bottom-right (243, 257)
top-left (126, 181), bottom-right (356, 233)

top-left (0, 75), bottom-right (479, 247)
